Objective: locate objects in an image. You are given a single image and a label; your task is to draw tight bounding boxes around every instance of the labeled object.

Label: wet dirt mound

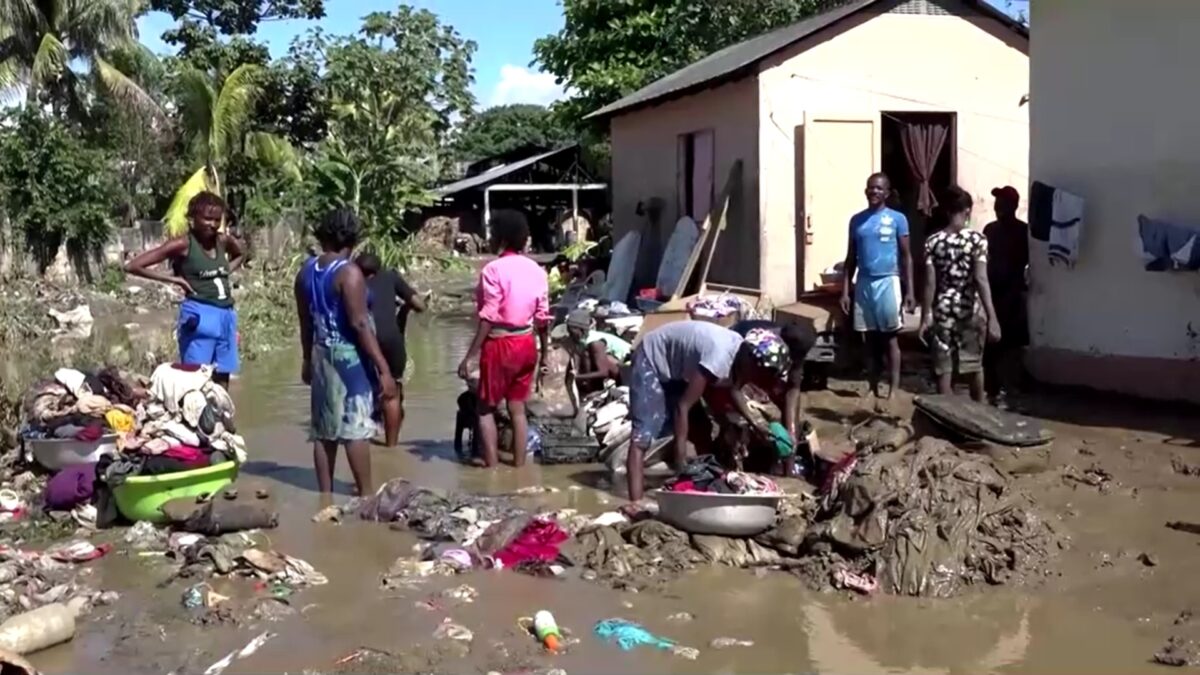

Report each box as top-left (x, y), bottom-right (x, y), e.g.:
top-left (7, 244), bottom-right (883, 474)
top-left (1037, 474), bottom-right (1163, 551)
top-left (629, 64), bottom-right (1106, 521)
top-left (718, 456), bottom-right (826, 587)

top-left (798, 436), bottom-right (1058, 597)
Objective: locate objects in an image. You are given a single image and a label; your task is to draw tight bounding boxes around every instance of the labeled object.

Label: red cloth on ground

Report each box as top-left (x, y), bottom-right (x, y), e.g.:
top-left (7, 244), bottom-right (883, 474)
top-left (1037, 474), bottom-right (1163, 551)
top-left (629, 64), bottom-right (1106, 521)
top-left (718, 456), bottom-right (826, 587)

top-left (493, 518), bottom-right (568, 568)
top-left (478, 333), bottom-right (538, 407)
top-left (75, 424), bottom-right (104, 442)
top-left (666, 480), bottom-right (696, 493)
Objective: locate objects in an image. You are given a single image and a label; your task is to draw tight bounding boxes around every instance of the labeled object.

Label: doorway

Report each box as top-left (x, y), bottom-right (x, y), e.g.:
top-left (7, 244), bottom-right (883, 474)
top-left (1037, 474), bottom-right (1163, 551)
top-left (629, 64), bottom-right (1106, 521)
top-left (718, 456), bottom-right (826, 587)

top-left (881, 111), bottom-right (956, 288)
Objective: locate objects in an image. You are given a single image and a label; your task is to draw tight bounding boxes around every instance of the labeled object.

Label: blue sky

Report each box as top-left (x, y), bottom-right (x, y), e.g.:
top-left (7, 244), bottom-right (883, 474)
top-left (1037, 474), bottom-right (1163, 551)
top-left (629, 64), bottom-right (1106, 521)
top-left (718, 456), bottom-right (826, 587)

top-left (137, 0), bottom-right (1029, 109)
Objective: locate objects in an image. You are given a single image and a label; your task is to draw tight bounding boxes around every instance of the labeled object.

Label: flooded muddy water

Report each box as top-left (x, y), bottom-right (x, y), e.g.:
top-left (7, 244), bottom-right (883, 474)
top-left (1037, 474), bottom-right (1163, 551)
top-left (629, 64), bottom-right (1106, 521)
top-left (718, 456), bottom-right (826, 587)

top-left (26, 315), bottom-right (1200, 673)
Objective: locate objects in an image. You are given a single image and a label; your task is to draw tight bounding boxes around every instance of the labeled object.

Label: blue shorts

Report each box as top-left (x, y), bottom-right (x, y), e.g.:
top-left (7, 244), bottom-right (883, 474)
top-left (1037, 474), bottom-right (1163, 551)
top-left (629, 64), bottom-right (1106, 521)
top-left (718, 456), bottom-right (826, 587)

top-left (178, 300), bottom-right (239, 374)
top-left (853, 275), bottom-right (902, 333)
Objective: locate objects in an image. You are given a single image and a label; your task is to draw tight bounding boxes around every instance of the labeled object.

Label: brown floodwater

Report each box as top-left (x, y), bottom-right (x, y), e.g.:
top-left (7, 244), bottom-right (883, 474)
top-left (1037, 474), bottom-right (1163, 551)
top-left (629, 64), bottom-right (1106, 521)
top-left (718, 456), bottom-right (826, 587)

top-left (23, 314), bottom-right (1200, 674)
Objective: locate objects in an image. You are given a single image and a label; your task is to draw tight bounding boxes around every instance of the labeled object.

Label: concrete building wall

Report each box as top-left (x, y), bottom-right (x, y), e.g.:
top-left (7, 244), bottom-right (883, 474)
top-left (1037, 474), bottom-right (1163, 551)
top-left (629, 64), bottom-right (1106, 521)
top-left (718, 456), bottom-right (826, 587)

top-left (757, 1), bottom-right (1029, 300)
top-left (609, 77), bottom-right (761, 290)
top-left (1028, 0), bottom-right (1200, 401)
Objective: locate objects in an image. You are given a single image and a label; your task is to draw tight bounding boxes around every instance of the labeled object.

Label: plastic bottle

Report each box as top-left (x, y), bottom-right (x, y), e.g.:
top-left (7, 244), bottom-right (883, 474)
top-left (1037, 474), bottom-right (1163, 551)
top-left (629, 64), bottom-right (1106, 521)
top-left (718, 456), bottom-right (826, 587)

top-left (0, 597), bottom-right (86, 655)
top-left (533, 610), bottom-right (562, 652)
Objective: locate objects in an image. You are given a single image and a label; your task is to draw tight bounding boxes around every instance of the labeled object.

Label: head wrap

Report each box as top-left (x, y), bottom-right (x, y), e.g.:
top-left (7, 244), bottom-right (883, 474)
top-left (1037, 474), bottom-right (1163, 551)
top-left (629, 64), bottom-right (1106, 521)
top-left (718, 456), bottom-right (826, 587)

top-left (743, 328), bottom-right (790, 375)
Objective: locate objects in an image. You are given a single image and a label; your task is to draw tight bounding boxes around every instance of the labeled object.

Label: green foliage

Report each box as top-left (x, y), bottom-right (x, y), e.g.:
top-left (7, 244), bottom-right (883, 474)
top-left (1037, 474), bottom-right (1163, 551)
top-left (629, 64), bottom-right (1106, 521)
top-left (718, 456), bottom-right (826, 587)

top-left (534, 0), bottom-right (848, 122)
top-left (0, 109), bottom-right (118, 272)
top-left (149, 0), bottom-right (326, 57)
top-left (0, 0), bottom-right (161, 122)
top-left (294, 6), bottom-right (476, 251)
top-left (95, 263), bottom-right (127, 294)
top-left (454, 104), bottom-right (574, 164)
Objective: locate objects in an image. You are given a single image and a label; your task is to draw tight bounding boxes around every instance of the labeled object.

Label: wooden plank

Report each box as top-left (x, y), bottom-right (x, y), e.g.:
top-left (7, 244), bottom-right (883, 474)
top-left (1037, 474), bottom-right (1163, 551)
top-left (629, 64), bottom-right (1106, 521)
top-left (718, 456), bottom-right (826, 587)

top-left (670, 159), bottom-right (743, 301)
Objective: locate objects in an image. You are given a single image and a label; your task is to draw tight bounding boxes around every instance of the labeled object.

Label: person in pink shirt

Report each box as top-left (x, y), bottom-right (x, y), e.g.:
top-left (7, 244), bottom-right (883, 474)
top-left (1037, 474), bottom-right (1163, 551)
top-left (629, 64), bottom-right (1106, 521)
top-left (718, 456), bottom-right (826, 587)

top-left (457, 210), bottom-right (550, 468)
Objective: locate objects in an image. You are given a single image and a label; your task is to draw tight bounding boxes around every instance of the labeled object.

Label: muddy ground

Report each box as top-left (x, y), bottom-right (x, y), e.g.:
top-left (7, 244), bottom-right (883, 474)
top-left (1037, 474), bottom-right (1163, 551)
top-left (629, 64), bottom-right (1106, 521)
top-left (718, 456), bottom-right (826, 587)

top-left (13, 314), bottom-right (1200, 674)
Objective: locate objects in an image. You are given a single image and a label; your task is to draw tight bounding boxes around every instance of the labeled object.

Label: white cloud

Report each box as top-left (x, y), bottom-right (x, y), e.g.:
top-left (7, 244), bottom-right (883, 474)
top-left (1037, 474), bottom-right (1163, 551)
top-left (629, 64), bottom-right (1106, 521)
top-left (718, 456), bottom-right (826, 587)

top-left (488, 64), bottom-right (565, 107)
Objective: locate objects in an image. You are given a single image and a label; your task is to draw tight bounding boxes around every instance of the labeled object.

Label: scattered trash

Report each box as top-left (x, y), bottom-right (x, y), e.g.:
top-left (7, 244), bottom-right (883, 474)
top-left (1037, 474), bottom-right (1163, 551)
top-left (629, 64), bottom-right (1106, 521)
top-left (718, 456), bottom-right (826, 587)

top-left (1139, 552), bottom-right (1160, 567)
top-left (46, 541), bottom-right (111, 564)
top-left (124, 521), bottom-right (164, 550)
top-left (1167, 522), bottom-right (1200, 536)
top-left (670, 645), bottom-right (700, 660)
top-left (0, 597), bottom-right (86, 655)
top-left (0, 648), bottom-right (36, 675)
top-left (440, 585), bottom-right (478, 604)
top-left (513, 560), bottom-right (565, 578)
top-left (433, 618), bottom-right (473, 642)
top-left (666, 612), bottom-right (695, 622)
top-left (1155, 635), bottom-right (1200, 667)
top-left (832, 568), bottom-right (878, 595)
top-left (169, 532), bottom-right (203, 551)
top-left (182, 585), bottom-right (205, 610)
top-left (588, 512), bottom-right (628, 528)
top-left (312, 504), bottom-right (342, 523)
top-left (514, 486), bottom-right (560, 495)
top-left (202, 631), bottom-right (275, 675)
top-left (534, 610), bottom-right (563, 652)
top-left (709, 637), bottom-right (754, 649)
top-left (48, 306), bottom-right (94, 328)
top-left (1170, 457), bottom-right (1200, 477)
top-left (594, 619), bottom-right (677, 652)
top-left (239, 550), bottom-right (327, 586)
top-left (438, 548), bottom-right (473, 571)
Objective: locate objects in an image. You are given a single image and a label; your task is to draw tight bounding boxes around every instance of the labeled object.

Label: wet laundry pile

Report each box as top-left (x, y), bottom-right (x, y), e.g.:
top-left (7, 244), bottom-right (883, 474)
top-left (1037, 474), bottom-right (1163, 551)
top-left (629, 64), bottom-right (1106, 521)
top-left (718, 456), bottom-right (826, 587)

top-left (28, 363), bottom-right (249, 528)
top-left (794, 436), bottom-right (1058, 598)
top-left (662, 455), bottom-right (781, 494)
top-left (20, 366), bottom-right (147, 453)
top-left (685, 292), bottom-right (759, 321)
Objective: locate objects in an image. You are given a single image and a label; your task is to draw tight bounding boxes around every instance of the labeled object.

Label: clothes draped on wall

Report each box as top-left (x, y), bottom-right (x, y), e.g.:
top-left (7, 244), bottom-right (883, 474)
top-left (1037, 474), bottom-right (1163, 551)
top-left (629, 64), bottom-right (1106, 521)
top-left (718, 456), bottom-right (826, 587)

top-left (899, 121), bottom-right (950, 216)
top-left (1138, 215), bottom-right (1200, 271)
top-left (1029, 180), bottom-right (1084, 267)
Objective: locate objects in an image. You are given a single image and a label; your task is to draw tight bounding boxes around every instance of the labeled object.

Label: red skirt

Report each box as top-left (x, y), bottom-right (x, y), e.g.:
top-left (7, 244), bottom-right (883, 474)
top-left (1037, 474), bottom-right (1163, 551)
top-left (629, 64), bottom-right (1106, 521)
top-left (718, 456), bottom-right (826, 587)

top-left (478, 333), bottom-right (538, 406)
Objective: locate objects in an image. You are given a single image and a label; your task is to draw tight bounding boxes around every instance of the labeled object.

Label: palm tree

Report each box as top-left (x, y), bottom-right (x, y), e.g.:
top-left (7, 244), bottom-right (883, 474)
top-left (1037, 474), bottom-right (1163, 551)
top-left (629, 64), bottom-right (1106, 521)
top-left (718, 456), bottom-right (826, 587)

top-left (0, 0), bottom-right (161, 120)
top-left (164, 63), bottom-right (299, 235)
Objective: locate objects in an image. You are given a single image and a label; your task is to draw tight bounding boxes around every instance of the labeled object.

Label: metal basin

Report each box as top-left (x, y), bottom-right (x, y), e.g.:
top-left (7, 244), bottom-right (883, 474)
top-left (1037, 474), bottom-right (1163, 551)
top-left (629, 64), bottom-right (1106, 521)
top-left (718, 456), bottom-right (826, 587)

top-left (27, 435), bottom-right (118, 471)
top-left (654, 490), bottom-right (781, 537)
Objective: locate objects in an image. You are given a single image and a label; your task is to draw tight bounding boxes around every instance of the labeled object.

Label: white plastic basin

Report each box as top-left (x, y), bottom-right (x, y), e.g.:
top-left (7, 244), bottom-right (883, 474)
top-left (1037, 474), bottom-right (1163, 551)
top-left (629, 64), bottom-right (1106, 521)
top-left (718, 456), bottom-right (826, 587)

top-left (654, 490), bottom-right (781, 537)
top-left (26, 435), bottom-right (118, 471)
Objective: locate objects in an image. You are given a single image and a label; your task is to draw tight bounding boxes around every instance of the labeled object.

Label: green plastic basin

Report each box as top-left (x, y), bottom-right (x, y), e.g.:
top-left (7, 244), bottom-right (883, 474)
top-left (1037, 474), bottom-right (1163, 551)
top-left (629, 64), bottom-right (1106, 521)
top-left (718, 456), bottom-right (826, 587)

top-left (112, 461), bottom-right (239, 524)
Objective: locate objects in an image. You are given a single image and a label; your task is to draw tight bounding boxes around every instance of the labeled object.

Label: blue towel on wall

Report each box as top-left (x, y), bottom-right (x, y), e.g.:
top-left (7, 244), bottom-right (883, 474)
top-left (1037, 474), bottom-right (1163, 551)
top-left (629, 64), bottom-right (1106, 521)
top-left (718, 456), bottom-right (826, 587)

top-left (1138, 214), bottom-right (1200, 271)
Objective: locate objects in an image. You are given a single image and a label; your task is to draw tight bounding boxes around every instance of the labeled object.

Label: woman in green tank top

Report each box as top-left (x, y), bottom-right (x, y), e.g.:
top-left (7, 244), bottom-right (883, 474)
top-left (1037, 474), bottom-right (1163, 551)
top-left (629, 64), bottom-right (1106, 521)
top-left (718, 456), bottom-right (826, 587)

top-left (125, 192), bottom-right (245, 387)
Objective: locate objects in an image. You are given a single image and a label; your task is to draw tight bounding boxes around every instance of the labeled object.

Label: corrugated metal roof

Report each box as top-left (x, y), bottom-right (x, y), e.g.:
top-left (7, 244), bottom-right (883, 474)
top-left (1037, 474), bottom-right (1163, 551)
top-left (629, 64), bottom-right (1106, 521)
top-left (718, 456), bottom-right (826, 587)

top-left (586, 0), bottom-right (1027, 121)
top-left (434, 145), bottom-right (575, 198)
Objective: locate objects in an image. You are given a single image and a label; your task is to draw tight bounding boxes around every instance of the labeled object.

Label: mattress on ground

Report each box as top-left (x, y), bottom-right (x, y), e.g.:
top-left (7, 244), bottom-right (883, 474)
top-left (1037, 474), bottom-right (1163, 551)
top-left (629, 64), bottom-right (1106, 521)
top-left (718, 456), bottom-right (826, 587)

top-left (913, 394), bottom-right (1053, 448)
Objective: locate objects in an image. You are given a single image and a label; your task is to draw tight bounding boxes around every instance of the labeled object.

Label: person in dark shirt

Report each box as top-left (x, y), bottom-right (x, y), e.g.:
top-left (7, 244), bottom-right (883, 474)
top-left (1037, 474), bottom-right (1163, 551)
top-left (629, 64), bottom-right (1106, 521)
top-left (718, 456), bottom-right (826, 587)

top-left (355, 252), bottom-right (427, 445)
top-left (982, 186), bottom-right (1030, 407)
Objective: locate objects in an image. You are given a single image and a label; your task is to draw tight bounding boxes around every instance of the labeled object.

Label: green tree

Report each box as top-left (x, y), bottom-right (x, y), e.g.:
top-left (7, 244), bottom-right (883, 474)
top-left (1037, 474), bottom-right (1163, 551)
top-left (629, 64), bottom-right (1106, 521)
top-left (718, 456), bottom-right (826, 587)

top-left (149, 0), bottom-right (325, 59)
top-left (163, 63), bottom-right (298, 235)
top-left (295, 5), bottom-right (475, 263)
top-left (0, 109), bottom-right (118, 274)
top-left (0, 0), bottom-right (161, 121)
top-left (453, 103), bottom-right (574, 165)
top-left (534, 0), bottom-right (847, 123)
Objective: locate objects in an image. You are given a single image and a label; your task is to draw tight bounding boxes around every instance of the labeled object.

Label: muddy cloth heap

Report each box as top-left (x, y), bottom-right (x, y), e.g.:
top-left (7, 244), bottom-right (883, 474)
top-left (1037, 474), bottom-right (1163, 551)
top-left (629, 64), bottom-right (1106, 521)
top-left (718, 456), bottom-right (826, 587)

top-left (685, 293), bottom-right (762, 321)
top-left (797, 437), bottom-right (1056, 598)
top-left (563, 518), bottom-right (787, 591)
top-left (355, 478), bottom-right (526, 547)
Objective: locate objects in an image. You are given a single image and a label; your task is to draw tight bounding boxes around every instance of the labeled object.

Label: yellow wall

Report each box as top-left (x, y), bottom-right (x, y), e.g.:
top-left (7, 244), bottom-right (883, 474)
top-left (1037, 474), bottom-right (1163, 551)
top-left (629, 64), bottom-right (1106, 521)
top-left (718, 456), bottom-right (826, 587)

top-left (1028, 0), bottom-right (1200, 399)
top-left (758, 7), bottom-right (1029, 300)
top-left (609, 77), bottom-right (761, 290)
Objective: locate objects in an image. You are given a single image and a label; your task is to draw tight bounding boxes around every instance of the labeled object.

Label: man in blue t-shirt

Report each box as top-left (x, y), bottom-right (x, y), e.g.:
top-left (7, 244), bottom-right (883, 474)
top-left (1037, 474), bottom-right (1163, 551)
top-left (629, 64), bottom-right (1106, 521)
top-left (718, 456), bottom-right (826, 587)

top-left (839, 172), bottom-right (915, 406)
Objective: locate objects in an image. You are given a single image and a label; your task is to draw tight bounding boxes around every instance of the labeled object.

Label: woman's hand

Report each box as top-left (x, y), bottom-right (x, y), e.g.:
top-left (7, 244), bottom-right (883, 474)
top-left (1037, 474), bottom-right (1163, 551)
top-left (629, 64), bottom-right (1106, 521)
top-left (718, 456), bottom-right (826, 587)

top-left (175, 277), bottom-right (195, 295)
top-left (301, 359), bottom-right (312, 386)
top-left (987, 318), bottom-right (1003, 344)
top-left (457, 358), bottom-right (471, 381)
top-left (379, 376), bottom-right (398, 402)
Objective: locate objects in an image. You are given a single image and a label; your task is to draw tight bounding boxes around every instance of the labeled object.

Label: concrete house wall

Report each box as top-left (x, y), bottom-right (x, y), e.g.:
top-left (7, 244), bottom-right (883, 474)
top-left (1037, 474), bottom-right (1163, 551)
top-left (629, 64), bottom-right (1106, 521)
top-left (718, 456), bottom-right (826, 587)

top-left (757, 2), bottom-right (1029, 300)
top-left (606, 0), bottom-right (1027, 305)
top-left (609, 78), bottom-right (761, 290)
top-left (1028, 0), bottom-right (1200, 402)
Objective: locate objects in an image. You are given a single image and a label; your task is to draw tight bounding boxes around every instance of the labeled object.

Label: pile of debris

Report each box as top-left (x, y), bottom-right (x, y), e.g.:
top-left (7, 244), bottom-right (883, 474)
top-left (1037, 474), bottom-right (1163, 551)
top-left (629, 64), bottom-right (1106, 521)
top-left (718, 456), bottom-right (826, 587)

top-left (796, 436), bottom-right (1058, 597)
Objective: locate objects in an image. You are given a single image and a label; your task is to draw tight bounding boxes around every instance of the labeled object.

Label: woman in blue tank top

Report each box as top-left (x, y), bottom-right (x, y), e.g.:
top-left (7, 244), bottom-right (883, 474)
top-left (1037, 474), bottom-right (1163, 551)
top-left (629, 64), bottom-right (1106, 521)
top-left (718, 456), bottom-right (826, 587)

top-left (294, 209), bottom-right (396, 495)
